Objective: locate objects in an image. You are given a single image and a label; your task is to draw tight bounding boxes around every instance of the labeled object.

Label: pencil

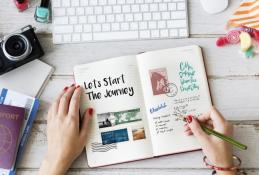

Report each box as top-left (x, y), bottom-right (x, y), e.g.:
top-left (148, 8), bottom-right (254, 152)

top-left (200, 124), bottom-right (247, 151)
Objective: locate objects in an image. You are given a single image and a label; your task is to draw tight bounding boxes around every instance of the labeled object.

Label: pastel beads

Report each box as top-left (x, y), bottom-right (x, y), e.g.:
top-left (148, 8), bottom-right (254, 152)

top-left (239, 32), bottom-right (252, 51)
top-left (245, 46), bottom-right (254, 58)
top-left (240, 26), bottom-right (254, 36)
top-left (216, 37), bottom-right (228, 47)
top-left (216, 30), bottom-right (240, 47)
top-left (226, 30), bottom-right (240, 44)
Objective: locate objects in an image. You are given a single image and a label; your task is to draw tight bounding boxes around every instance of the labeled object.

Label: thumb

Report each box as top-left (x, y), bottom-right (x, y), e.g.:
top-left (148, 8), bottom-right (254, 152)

top-left (80, 108), bottom-right (94, 139)
top-left (186, 115), bottom-right (210, 145)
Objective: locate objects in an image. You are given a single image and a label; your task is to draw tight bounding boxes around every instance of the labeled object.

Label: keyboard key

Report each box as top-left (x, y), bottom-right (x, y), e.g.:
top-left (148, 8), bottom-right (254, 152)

top-left (82, 33), bottom-right (92, 41)
top-left (75, 25), bottom-right (83, 32)
top-left (115, 14), bottom-right (124, 22)
top-left (104, 6), bottom-right (112, 14)
top-left (130, 22), bottom-right (138, 30)
top-left (167, 20), bottom-right (186, 28)
top-left (161, 12), bottom-right (170, 20)
top-left (179, 28), bottom-right (188, 37)
top-left (113, 5), bottom-right (121, 13)
top-left (177, 2), bottom-right (186, 10)
top-left (93, 31), bottom-right (138, 40)
top-left (158, 21), bottom-right (166, 29)
top-left (69, 16), bottom-right (78, 24)
top-left (151, 30), bottom-right (159, 38)
top-left (169, 29), bottom-right (178, 37)
top-left (102, 23), bottom-right (111, 31)
top-left (62, 0), bottom-right (70, 7)
top-left (78, 16), bottom-right (87, 23)
top-left (67, 8), bottom-right (75, 15)
top-left (139, 21), bottom-right (148, 29)
top-left (134, 13), bottom-right (142, 21)
top-left (125, 14), bottom-right (133, 21)
top-left (99, 0), bottom-right (107, 5)
top-left (80, 0), bottom-right (88, 6)
top-left (72, 34), bottom-right (81, 42)
top-left (150, 4), bottom-right (158, 12)
top-left (54, 25), bottom-right (73, 33)
top-left (52, 0), bottom-right (61, 7)
top-left (106, 15), bottom-right (115, 22)
top-left (159, 3), bottom-right (167, 11)
top-left (84, 24), bottom-right (92, 32)
top-left (168, 3), bottom-right (176, 10)
top-left (140, 4), bottom-right (149, 12)
top-left (76, 7), bottom-right (84, 15)
top-left (132, 5), bottom-right (140, 12)
top-left (136, 0), bottom-right (143, 3)
top-left (140, 30), bottom-right (150, 38)
top-left (127, 0), bottom-right (134, 4)
top-left (122, 5), bottom-right (131, 13)
top-left (152, 12), bottom-right (160, 20)
top-left (94, 6), bottom-right (103, 14)
top-left (148, 21), bottom-right (157, 29)
top-left (54, 8), bottom-right (66, 16)
top-left (171, 11), bottom-right (186, 19)
top-left (111, 23), bottom-right (120, 31)
top-left (71, 0), bottom-right (79, 7)
top-left (108, 0), bottom-right (116, 5)
top-left (85, 7), bottom-right (94, 14)
top-left (53, 34), bottom-right (62, 43)
top-left (160, 29), bottom-right (169, 37)
top-left (63, 34), bottom-right (72, 42)
top-left (118, 0), bottom-right (126, 4)
top-left (88, 15), bottom-right (97, 23)
top-left (121, 23), bottom-right (129, 30)
top-left (90, 0), bottom-right (98, 6)
top-left (54, 17), bottom-right (69, 24)
top-left (143, 13), bottom-right (151, 20)
top-left (93, 24), bottom-right (102, 32)
top-left (97, 15), bottom-right (106, 23)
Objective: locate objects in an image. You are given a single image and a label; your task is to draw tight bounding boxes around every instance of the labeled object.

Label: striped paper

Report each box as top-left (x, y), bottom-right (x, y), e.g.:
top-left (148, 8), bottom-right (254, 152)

top-left (228, 0), bottom-right (259, 29)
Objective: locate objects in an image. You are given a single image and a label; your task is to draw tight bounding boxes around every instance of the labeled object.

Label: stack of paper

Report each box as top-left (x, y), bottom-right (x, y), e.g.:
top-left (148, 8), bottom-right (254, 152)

top-left (0, 59), bottom-right (54, 98)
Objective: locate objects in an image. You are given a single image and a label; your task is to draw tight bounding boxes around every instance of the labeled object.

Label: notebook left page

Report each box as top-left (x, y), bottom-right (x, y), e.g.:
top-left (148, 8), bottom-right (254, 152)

top-left (74, 56), bottom-right (153, 167)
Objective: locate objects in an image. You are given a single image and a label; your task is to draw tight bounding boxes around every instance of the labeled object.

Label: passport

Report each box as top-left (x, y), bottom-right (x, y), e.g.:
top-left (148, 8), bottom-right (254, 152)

top-left (0, 104), bottom-right (25, 169)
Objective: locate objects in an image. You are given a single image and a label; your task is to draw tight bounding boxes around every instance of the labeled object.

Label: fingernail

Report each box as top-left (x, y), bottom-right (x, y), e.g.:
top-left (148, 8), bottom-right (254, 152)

top-left (71, 83), bottom-right (75, 87)
top-left (76, 85), bottom-right (80, 88)
top-left (186, 115), bottom-right (193, 123)
top-left (64, 86), bottom-right (69, 91)
top-left (88, 108), bottom-right (94, 116)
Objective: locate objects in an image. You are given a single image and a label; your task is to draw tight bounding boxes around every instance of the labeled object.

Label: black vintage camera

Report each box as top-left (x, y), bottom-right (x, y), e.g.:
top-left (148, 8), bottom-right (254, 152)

top-left (0, 25), bottom-right (44, 75)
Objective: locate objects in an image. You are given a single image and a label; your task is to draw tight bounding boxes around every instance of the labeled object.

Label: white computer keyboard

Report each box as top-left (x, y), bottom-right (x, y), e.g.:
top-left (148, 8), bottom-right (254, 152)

top-left (52, 0), bottom-right (188, 44)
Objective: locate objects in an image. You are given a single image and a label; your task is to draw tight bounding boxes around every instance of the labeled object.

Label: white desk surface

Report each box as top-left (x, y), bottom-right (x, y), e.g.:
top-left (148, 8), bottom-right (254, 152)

top-left (0, 0), bottom-right (259, 174)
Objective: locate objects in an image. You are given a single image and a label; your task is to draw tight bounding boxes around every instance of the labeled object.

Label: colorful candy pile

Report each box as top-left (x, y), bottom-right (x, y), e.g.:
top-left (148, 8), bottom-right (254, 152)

top-left (216, 26), bottom-right (259, 58)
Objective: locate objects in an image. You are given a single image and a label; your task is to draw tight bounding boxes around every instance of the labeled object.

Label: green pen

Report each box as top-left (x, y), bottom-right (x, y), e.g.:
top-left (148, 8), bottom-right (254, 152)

top-left (200, 124), bottom-right (247, 151)
top-left (183, 115), bottom-right (248, 151)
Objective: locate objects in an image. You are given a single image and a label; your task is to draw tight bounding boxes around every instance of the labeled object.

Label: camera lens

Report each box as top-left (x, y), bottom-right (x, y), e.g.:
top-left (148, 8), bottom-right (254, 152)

top-left (3, 34), bottom-right (32, 61)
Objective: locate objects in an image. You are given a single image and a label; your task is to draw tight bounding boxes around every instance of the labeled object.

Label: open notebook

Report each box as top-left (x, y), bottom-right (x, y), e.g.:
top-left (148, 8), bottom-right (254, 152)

top-left (74, 45), bottom-right (212, 167)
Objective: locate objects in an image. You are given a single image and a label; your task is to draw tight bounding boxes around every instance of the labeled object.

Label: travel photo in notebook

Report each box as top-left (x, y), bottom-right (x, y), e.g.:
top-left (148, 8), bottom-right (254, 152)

top-left (73, 45), bottom-right (212, 167)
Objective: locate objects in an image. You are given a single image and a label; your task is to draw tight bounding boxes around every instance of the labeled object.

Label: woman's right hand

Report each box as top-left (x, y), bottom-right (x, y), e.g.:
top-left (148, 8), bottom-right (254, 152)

top-left (184, 107), bottom-right (235, 175)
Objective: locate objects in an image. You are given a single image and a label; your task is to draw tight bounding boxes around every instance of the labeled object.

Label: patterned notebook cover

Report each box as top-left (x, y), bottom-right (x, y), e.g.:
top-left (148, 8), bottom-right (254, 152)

top-left (0, 105), bottom-right (25, 169)
top-left (228, 0), bottom-right (259, 29)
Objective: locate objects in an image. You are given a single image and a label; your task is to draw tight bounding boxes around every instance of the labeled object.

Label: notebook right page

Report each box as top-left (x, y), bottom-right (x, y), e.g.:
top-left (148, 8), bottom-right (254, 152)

top-left (137, 45), bottom-right (212, 156)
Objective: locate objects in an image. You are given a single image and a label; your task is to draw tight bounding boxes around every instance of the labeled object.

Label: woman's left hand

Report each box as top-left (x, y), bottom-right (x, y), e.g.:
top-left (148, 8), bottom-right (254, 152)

top-left (39, 84), bottom-right (93, 175)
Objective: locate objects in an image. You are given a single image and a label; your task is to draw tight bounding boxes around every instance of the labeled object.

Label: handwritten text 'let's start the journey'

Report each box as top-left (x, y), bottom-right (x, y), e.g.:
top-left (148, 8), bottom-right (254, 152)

top-left (83, 74), bottom-right (135, 100)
